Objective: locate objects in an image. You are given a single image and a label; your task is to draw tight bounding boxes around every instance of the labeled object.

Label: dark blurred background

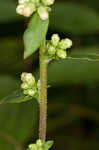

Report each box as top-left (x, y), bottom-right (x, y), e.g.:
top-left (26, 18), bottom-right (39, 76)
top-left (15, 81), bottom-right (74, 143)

top-left (0, 0), bottom-right (99, 149)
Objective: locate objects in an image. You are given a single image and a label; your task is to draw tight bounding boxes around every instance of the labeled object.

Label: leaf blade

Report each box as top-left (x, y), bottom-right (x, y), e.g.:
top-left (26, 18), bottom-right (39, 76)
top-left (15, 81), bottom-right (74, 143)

top-left (24, 13), bottom-right (49, 59)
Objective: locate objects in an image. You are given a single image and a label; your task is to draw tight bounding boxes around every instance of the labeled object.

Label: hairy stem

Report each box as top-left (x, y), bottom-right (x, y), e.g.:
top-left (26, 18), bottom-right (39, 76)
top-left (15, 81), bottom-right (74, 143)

top-left (39, 39), bottom-right (48, 141)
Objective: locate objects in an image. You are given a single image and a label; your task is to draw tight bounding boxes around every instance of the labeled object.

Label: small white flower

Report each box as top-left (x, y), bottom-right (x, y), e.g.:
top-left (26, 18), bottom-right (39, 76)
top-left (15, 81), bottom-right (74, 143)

top-left (37, 6), bottom-right (49, 20)
top-left (28, 89), bottom-right (36, 96)
top-left (56, 49), bottom-right (67, 59)
top-left (21, 82), bottom-right (29, 89)
top-left (18, 0), bottom-right (29, 4)
top-left (51, 34), bottom-right (60, 47)
top-left (36, 139), bottom-right (43, 147)
top-left (21, 72), bottom-right (28, 82)
top-left (16, 5), bottom-right (24, 15)
top-left (25, 73), bottom-right (35, 84)
top-left (65, 38), bottom-right (72, 48)
top-left (21, 72), bottom-right (35, 86)
top-left (29, 144), bottom-right (37, 150)
top-left (31, 0), bottom-right (40, 4)
top-left (58, 38), bottom-right (72, 50)
top-left (16, 3), bottom-right (36, 17)
top-left (48, 45), bottom-right (56, 55)
top-left (42, 0), bottom-right (55, 6)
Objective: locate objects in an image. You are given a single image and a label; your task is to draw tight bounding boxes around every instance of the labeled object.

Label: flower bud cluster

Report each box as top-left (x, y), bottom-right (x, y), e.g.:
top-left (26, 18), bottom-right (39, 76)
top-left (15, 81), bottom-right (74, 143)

top-left (46, 34), bottom-right (72, 59)
top-left (16, 0), bottom-right (55, 20)
top-left (27, 139), bottom-right (53, 150)
top-left (21, 72), bottom-right (39, 97)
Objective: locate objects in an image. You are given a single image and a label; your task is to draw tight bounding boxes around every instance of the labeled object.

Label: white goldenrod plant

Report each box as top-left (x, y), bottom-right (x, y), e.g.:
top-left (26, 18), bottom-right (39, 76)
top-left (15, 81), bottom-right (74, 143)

top-left (16, 0), bottom-right (72, 149)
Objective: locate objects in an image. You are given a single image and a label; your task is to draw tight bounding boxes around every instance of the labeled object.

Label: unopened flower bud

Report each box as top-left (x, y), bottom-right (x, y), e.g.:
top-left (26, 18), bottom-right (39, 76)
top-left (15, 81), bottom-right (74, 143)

top-left (58, 38), bottom-right (72, 50)
top-left (31, 0), bottom-right (40, 4)
top-left (16, 5), bottom-right (24, 15)
top-left (51, 34), bottom-right (60, 47)
top-left (21, 82), bottom-right (29, 89)
top-left (25, 73), bottom-right (35, 85)
top-left (36, 139), bottom-right (43, 147)
top-left (28, 89), bottom-right (36, 97)
top-left (23, 89), bottom-right (28, 95)
top-left (37, 6), bottom-right (49, 20)
top-left (18, 0), bottom-right (29, 4)
top-left (21, 73), bottom-right (35, 86)
top-left (29, 144), bottom-right (37, 150)
top-left (21, 72), bottom-right (28, 82)
top-left (48, 45), bottom-right (56, 55)
top-left (16, 3), bottom-right (36, 17)
top-left (42, 0), bottom-right (55, 6)
top-left (37, 148), bottom-right (43, 150)
top-left (56, 49), bottom-right (67, 59)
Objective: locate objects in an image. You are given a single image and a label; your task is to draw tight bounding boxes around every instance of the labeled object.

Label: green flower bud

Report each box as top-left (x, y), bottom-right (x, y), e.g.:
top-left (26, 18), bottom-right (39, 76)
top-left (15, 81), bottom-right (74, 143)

top-left (51, 34), bottom-right (60, 47)
top-left (21, 72), bottom-right (28, 82)
top-left (23, 89), bottom-right (29, 95)
top-left (48, 45), bottom-right (56, 55)
top-left (21, 82), bottom-right (29, 89)
top-left (42, 0), bottom-right (55, 6)
top-left (36, 139), bottom-right (43, 147)
top-left (37, 6), bottom-right (49, 20)
top-left (37, 148), bottom-right (43, 150)
top-left (56, 49), bottom-right (67, 59)
top-left (28, 89), bottom-right (36, 97)
top-left (21, 73), bottom-right (35, 85)
top-left (29, 144), bottom-right (37, 150)
top-left (18, 0), bottom-right (29, 4)
top-left (58, 38), bottom-right (72, 50)
top-left (31, 0), bottom-right (40, 4)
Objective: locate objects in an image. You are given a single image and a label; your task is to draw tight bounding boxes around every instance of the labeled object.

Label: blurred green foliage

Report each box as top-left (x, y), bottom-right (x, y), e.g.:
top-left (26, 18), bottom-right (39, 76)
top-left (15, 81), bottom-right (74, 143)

top-left (0, 0), bottom-right (99, 150)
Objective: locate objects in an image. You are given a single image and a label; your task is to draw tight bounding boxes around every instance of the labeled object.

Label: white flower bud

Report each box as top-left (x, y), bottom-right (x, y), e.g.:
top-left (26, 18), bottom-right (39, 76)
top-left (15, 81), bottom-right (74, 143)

top-left (29, 144), bottom-right (37, 150)
top-left (23, 89), bottom-right (30, 95)
top-left (42, 0), bottom-right (55, 6)
top-left (16, 3), bottom-right (36, 17)
top-left (28, 89), bottom-right (36, 96)
top-left (36, 139), bottom-right (43, 147)
top-left (37, 148), bottom-right (43, 150)
top-left (21, 72), bottom-right (28, 82)
top-left (56, 49), bottom-right (67, 59)
top-left (18, 0), bottom-right (29, 4)
top-left (16, 5), bottom-right (24, 15)
top-left (51, 34), bottom-right (60, 47)
top-left (31, 0), bottom-right (40, 4)
top-left (21, 82), bottom-right (29, 89)
top-left (48, 45), bottom-right (56, 55)
top-left (25, 73), bottom-right (35, 85)
top-left (37, 6), bottom-right (49, 20)
top-left (58, 38), bottom-right (72, 50)
top-left (21, 73), bottom-right (35, 86)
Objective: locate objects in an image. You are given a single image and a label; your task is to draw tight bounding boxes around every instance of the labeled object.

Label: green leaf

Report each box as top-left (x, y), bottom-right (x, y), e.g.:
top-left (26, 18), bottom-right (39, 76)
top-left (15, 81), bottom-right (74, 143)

top-left (48, 46), bottom-right (99, 85)
top-left (24, 13), bottom-right (49, 59)
top-left (44, 141), bottom-right (54, 150)
top-left (0, 100), bottom-right (38, 149)
top-left (0, 89), bottom-right (33, 104)
top-left (50, 2), bottom-right (99, 34)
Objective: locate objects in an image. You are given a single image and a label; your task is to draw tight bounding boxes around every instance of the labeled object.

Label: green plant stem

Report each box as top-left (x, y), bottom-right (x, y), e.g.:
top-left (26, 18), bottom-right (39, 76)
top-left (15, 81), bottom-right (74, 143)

top-left (39, 38), bottom-right (48, 141)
